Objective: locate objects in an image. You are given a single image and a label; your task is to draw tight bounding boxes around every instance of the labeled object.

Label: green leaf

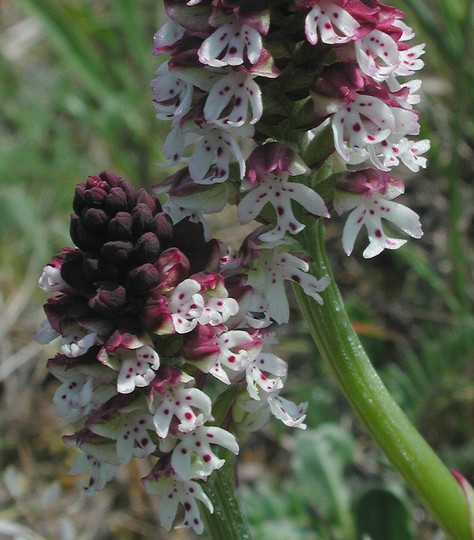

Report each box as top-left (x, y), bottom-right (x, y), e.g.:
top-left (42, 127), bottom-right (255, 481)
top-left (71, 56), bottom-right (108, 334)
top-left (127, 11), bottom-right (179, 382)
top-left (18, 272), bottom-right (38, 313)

top-left (354, 487), bottom-right (415, 540)
top-left (291, 424), bottom-right (357, 539)
top-left (302, 121), bottom-right (334, 168)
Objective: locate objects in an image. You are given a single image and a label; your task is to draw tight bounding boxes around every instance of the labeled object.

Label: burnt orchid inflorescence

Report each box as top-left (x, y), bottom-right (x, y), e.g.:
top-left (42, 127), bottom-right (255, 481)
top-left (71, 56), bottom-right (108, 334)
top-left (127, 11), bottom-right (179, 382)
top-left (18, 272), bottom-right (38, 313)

top-left (36, 171), bottom-right (307, 534)
top-left (154, 0), bottom-right (427, 259)
top-left (37, 0), bottom-right (429, 535)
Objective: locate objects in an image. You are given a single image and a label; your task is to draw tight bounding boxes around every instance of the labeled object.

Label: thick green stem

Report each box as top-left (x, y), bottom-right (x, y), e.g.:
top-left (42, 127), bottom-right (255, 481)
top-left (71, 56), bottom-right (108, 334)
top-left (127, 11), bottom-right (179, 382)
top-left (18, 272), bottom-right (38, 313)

top-left (294, 219), bottom-right (471, 540)
top-left (200, 456), bottom-right (251, 540)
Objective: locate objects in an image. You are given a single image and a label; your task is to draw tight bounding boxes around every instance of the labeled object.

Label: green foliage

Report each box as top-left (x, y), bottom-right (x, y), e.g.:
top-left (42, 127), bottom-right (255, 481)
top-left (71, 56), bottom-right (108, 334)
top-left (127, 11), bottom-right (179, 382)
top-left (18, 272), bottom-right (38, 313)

top-left (243, 425), bottom-right (415, 540)
top-left (291, 425), bottom-right (356, 539)
top-left (354, 487), bottom-right (415, 540)
top-left (2, 0), bottom-right (166, 203)
top-left (394, 0), bottom-right (474, 313)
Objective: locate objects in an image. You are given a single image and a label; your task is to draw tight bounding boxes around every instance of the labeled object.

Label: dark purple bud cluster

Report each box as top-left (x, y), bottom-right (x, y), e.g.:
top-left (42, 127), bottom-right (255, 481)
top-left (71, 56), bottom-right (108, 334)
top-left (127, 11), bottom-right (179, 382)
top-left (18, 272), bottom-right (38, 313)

top-left (44, 171), bottom-right (219, 334)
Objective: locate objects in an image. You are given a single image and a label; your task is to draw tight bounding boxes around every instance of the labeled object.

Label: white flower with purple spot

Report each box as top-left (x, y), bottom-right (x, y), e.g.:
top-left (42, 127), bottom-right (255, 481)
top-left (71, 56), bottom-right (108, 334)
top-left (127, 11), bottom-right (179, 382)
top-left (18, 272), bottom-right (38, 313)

top-left (69, 451), bottom-right (119, 495)
top-left (368, 136), bottom-right (430, 172)
top-left (393, 43), bottom-right (425, 78)
top-left (199, 329), bottom-right (261, 384)
top-left (168, 279), bottom-right (204, 334)
top-left (145, 476), bottom-right (213, 535)
top-left (332, 93), bottom-right (395, 162)
top-left (151, 62), bottom-right (193, 122)
top-left (245, 352), bottom-right (287, 400)
top-left (59, 324), bottom-right (99, 358)
top-left (116, 345), bottom-right (160, 394)
top-left (268, 393), bottom-right (308, 429)
top-left (89, 410), bottom-right (157, 464)
top-left (171, 425), bottom-right (239, 481)
top-left (151, 385), bottom-right (213, 438)
top-left (238, 173), bottom-right (329, 242)
top-left (304, 0), bottom-right (361, 45)
top-left (387, 78), bottom-right (422, 109)
top-left (355, 29), bottom-right (401, 82)
top-left (189, 126), bottom-right (251, 184)
top-left (204, 72), bottom-right (262, 128)
top-left (199, 20), bottom-right (263, 67)
top-left (246, 246), bottom-right (330, 324)
top-left (198, 294), bottom-right (239, 327)
top-left (334, 172), bottom-right (423, 258)
top-left (53, 372), bottom-right (94, 421)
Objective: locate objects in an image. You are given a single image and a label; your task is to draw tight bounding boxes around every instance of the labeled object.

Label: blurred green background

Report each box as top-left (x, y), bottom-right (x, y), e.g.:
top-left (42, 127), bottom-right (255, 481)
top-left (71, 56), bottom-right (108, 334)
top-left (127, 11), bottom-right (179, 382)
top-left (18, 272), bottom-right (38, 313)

top-left (1, 1), bottom-right (473, 538)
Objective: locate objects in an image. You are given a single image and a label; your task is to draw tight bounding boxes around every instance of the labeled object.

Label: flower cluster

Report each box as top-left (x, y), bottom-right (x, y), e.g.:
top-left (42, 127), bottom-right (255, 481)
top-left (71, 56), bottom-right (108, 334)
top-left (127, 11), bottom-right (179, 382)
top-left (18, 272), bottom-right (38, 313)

top-left (146, 2), bottom-right (428, 526)
top-left (37, 0), bottom-right (429, 535)
top-left (37, 171), bottom-right (307, 534)
top-left (154, 0), bottom-right (427, 260)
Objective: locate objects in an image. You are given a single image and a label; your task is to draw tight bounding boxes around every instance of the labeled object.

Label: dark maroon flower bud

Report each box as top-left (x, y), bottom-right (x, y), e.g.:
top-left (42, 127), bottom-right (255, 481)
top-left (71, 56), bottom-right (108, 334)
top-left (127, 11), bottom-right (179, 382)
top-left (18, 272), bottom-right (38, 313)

top-left (81, 208), bottom-right (109, 231)
top-left (136, 188), bottom-right (159, 212)
top-left (82, 252), bottom-right (105, 281)
top-left (131, 232), bottom-right (161, 265)
top-left (182, 325), bottom-right (220, 361)
top-left (43, 171), bottom-right (224, 339)
top-left (168, 36), bottom-right (203, 69)
top-left (60, 251), bottom-right (94, 293)
top-left (142, 291), bottom-right (172, 331)
top-left (70, 214), bottom-right (106, 251)
top-left (44, 294), bottom-right (91, 333)
top-left (132, 203), bottom-right (154, 235)
top-left (312, 62), bottom-right (365, 100)
top-left (88, 283), bottom-right (127, 315)
top-left (126, 263), bottom-right (160, 295)
top-left (82, 251), bottom-right (122, 287)
top-left (101, 241), bottom-right (134, 265)
top-left (336, 168), bottom-right (403, 196)
top-left (87, 170), bottom-right (119, 190)
top-left (84, 186), bottom-right (109, 208)
top-left (173, 219), bottom-right (220, 274)
top-left (245, 143), bottom-right (308, 184)
top-left (215, 0), bottom-right (270, 34)
top-left (116, 177), bottom-right (138, 208)
top-left (150, 213), bottom-right (173, 247)
top-left (104, 187), bottom-right (132, 213)
top-left (76, 180), bottom-right (109, 211)
top-left (72, 184), bottom-right (88, 215)
top-left (155, 247), bottom-right (190, 292)
top-left (107, 212), bottom-right (133, 241)
top-left (74, 171), bottom-right (134, 218)
top-left (148, 365), bottom-right (182, 395)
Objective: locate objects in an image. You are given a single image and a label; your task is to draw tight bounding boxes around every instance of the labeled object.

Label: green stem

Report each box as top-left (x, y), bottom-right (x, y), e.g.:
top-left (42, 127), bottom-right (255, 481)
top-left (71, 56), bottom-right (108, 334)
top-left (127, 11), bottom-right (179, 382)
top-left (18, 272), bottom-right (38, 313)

top-left (294, 219), bottom-right (471, 540)
top-left (200, 456), bottom-right (251, 540)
